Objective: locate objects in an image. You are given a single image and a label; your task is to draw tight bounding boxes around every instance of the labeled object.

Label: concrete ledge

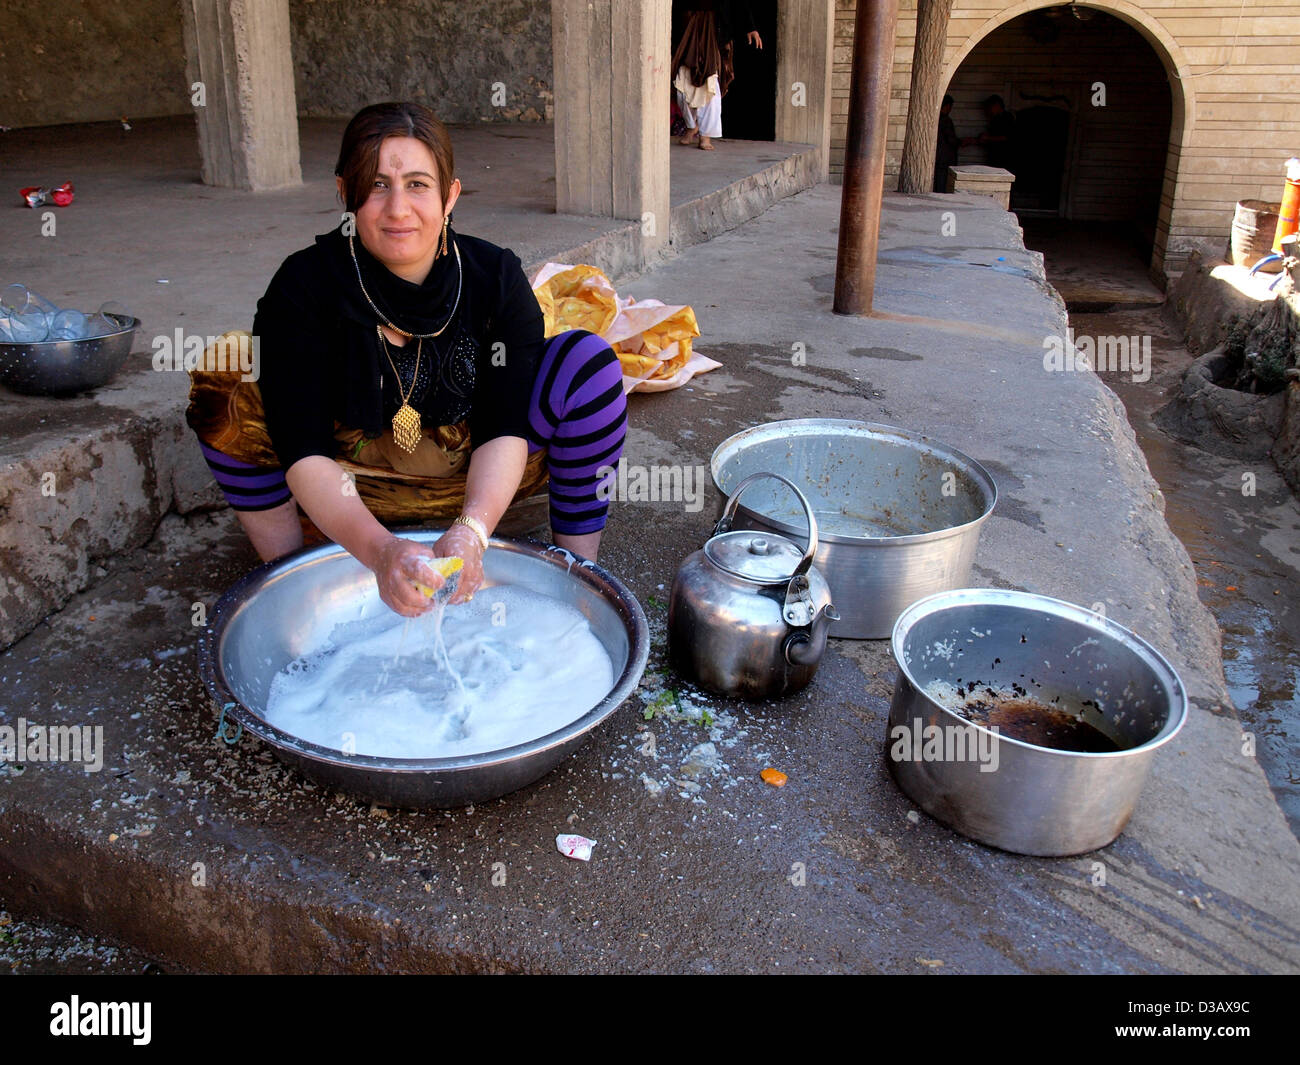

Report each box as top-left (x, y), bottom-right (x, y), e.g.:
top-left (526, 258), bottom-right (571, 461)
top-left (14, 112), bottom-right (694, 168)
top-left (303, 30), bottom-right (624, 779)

top-left (668, 146), bottom-right (819, 259)
top-left (0, 373), bottom-right (220, 651)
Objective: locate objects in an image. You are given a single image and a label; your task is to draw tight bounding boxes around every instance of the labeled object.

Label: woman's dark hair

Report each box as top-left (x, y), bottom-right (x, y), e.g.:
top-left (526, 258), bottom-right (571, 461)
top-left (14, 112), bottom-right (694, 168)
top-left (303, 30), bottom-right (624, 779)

top-left (335, 102), bottom-right (455, 215)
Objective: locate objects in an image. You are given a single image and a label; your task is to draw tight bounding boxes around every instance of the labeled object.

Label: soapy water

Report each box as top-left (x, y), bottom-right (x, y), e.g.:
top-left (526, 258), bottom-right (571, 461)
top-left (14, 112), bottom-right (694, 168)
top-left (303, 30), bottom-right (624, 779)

top-left (265, 585), bottom-right (616, 759)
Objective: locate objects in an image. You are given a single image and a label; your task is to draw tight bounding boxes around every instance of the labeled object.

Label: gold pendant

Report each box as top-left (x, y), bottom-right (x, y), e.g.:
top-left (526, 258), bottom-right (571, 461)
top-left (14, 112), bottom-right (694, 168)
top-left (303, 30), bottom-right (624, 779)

top-left (392, 403), bottom-right (422, 453)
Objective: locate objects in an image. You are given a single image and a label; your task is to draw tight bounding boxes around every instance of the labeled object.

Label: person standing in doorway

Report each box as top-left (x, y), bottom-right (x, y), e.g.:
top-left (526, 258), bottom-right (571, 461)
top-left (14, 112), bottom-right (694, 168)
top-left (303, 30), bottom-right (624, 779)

top-left (934, 94), bottom-right (960, 192)
top-left (672, 1), bottom-right (763, 151)
top-left (963, 94), bottom-right (1016, 172)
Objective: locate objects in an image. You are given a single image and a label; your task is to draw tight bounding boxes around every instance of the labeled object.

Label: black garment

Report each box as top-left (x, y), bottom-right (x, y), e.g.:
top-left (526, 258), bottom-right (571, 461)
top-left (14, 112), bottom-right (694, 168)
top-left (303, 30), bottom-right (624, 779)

top-left (676, 1), bottom-right (756, 45)
top-left (252, 225), bottom-right (545, 471)
top-left (934, 113), bottom-right (959, 192)
top-left (984, 110), bottom-right (1016, 171)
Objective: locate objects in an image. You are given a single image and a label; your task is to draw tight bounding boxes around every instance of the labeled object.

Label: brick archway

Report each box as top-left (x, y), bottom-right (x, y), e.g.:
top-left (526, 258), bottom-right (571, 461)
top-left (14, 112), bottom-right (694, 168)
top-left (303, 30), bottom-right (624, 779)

top-left (941, 2), bottom-right (1192, 280)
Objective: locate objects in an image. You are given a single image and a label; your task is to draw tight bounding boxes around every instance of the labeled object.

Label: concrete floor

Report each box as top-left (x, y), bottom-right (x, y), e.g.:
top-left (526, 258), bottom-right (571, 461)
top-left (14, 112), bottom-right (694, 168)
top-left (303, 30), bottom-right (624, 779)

top-left (1, 126), bottom-right (1298, 972)
top-left (0, 115), bottom-right (816, 341)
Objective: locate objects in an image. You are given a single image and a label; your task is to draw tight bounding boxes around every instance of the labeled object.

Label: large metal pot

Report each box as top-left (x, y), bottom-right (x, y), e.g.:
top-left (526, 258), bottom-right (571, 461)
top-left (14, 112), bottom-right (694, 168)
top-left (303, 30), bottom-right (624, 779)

top-left (669, 473), bottom-right (838, 700)
top-left (712, 419), bottom-right (997, 638)
top-left (887, 589), bottom-right (1188, 856)
top-left (198, 532), bottom-right (649, 808)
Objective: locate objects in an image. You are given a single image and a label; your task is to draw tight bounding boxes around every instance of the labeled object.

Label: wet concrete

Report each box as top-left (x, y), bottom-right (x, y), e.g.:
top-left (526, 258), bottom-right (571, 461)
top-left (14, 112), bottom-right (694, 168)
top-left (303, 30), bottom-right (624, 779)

top-left (1074, 305), bottom-right (1300, 835)
top-left (2, 188), bottom-right (1298, 973)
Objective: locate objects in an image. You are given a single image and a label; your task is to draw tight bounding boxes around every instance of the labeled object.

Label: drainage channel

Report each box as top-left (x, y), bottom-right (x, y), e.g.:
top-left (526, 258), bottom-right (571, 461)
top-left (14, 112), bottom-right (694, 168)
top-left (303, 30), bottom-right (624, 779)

top-left (1070, 303), bottom-right (1300, 837)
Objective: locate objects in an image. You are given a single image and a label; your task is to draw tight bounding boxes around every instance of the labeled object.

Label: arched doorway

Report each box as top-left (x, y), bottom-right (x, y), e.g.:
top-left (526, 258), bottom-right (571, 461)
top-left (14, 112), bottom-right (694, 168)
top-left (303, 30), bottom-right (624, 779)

top-left (945, 4), bottom-right (1180, 289)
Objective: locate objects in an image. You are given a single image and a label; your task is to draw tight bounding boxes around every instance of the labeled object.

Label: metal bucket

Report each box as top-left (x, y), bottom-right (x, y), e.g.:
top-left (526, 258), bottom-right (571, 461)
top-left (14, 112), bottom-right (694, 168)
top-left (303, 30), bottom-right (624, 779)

top-left (711, 419), bottom-right (997, 638)
top-left (198, 532), bottom-right (649, 808)
top-left (1230, 199), bottom-right (1282, 272)
top-left (887, 589), bottom-right (1188, 856)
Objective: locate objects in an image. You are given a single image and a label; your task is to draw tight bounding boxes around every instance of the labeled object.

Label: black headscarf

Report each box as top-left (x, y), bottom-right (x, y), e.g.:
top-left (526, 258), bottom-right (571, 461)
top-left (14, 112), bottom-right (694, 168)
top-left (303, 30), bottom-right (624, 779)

top-left (315, 221), bottom-right (462, 334)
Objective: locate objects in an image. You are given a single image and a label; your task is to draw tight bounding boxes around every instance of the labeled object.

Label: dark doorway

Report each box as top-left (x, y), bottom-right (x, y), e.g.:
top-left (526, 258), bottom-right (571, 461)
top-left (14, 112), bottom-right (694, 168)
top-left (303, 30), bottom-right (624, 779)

top-left (1011, 104), bottom-right (1070, 213)
top-left (947, 7), bottom-right (1173, 274)
top-left (671, 1), bottom-right (777, 141)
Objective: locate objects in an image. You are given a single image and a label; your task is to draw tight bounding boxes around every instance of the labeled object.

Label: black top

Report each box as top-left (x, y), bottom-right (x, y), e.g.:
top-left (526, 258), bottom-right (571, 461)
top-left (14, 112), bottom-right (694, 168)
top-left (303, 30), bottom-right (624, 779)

top-left (252, 225), bottom-right (544, 471)
top-left (985, 110), bottom-right (1017, 171)
top-left (677, 1), bottom-right (756, 44)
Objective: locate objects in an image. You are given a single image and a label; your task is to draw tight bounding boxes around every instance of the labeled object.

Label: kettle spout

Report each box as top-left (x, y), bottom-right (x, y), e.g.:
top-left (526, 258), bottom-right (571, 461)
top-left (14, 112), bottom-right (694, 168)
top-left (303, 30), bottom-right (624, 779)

top-left (783, 604), bottom-right (840, 667)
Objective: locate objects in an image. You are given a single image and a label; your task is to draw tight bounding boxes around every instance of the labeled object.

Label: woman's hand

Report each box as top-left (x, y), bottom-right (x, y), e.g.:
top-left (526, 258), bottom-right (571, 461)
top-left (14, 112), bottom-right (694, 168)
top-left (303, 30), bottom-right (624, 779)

top-left (371, 534), bottom-right (442, 617)
top-left (431, 524), bottom-right (485, 604)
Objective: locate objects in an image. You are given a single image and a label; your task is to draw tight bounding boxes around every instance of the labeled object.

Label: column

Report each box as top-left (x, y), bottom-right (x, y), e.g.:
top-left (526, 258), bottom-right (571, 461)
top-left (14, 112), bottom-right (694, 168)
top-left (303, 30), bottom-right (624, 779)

top-left (180, 0), bottom-right (302, 191)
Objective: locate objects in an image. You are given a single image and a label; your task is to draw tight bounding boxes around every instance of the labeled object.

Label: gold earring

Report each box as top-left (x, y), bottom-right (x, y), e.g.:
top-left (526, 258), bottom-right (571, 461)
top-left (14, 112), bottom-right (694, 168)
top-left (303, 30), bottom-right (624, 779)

top-left (440, 217), bottom-right (449, 258)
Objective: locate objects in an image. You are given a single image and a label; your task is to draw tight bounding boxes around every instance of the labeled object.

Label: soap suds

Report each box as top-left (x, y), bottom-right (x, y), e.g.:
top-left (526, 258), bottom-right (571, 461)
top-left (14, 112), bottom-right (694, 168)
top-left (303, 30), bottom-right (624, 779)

top-left (265, 586), bottom-right (615, 758)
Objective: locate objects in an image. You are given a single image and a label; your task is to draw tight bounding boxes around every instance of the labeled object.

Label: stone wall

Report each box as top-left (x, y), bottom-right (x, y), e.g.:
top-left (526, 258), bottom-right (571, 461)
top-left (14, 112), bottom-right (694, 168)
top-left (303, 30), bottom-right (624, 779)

top-left (288, 0), bottom-right (553, 121)
top-left (0, 0), bottom-right (553, 129)
top-left (0, 0), bottom-right (189, 128)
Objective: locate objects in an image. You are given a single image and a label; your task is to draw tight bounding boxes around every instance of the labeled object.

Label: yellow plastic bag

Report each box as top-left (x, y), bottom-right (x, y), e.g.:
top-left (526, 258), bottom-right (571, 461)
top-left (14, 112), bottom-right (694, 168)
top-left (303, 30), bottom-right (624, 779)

top-left (531, 262), bottom-right (720, 393)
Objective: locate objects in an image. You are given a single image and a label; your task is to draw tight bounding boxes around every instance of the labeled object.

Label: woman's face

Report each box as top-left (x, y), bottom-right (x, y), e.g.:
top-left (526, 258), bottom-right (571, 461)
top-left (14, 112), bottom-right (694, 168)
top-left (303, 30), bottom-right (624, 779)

top-left (344, 135), bottom-right (461, 282)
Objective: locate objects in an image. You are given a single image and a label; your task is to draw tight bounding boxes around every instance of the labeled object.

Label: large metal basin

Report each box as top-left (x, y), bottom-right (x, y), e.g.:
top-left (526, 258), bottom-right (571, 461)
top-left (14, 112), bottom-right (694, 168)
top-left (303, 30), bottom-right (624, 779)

top-left (887, 589), bottom-right (1188, 856)
top-left (711, 419), bottom-right (997, 638)
top-left (198, 532), bottom-right (649, 808)
top-left (0, 314), bottom-right (138, 395)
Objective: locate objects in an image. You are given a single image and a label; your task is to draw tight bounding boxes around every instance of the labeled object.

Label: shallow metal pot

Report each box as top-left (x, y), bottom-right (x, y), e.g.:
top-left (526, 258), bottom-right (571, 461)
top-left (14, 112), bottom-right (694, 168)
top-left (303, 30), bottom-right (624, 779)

top-left (198, 532), bottom-right (649, 808)
top-left (887, 589), bottom-right (1188, 856)
top-left (0, 314), bottom-right (139, 395)
top-left (711, 419), bottom-right (997, 639)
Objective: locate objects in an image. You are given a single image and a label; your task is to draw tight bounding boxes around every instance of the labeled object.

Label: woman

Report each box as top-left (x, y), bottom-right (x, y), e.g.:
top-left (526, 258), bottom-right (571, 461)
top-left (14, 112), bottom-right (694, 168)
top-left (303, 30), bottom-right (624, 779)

top-left (187, 102), bottom-right (627, 617)
top-left (672, 0), bottom-right (762, 151)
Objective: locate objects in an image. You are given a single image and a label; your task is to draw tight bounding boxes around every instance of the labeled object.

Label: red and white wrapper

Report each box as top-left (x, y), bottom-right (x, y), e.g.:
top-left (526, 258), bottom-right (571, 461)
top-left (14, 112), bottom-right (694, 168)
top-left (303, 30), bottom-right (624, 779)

top-left (556, 834), bottom-right (596, 861)
top-left (20, 182), bottom-right (74, 208)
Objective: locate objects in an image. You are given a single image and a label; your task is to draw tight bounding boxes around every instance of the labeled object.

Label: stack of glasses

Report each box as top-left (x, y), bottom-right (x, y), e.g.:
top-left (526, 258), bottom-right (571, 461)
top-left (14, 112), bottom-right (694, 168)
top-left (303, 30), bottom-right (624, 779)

top-left (0, 284), bottom-right (132, 343)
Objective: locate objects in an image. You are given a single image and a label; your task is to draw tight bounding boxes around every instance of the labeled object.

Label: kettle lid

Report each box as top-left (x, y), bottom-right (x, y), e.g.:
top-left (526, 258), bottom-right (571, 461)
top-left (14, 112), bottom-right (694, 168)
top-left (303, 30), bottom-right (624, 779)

top-left (704, 530), bottom-right (806, 583)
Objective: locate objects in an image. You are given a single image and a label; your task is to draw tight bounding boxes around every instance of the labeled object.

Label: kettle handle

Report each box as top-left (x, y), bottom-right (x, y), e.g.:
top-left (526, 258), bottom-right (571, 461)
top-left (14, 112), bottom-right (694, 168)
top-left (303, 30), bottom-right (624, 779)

top-left (714, 472), bottom-right (820, 579)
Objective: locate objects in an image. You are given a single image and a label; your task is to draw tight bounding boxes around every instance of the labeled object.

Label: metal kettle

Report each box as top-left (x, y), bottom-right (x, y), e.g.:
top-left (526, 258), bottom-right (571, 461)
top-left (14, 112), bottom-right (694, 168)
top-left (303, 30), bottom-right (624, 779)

top-left (669, 473), bottom-right (839, 700)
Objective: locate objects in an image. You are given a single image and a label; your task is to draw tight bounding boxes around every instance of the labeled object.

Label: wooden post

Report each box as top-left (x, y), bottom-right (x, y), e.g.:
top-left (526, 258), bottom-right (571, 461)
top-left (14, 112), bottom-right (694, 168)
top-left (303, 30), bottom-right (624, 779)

top-left (898, 0), bottom-right (954, 194)
top-left (834, 0), bottom-right (901, 316)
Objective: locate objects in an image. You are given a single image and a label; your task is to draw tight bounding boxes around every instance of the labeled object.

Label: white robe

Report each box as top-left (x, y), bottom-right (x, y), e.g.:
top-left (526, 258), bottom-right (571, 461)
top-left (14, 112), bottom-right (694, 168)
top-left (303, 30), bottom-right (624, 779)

top-left (674, 66), bottom-right (722, 138)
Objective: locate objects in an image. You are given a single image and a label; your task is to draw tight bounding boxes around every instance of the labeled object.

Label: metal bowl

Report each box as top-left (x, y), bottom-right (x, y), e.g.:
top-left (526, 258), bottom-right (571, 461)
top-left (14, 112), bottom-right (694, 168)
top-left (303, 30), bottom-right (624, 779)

top-left (0, 314), bottom-right (139, 395)
top-left (198, 531), bottom-right (649, 808)
top-left (887, 589), bottom-right (1188, 856)
top-left (712, 419), bottom-right (997, 638)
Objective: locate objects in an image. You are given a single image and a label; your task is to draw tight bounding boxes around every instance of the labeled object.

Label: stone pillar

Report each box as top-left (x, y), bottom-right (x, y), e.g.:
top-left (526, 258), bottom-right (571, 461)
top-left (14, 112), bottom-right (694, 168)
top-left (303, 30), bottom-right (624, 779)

top-left (180, 0), bottom-right (302, 191)
top-left (775, 0), bottom-right (834, 182)
top-left (552, 0), bottom-right (670, 256)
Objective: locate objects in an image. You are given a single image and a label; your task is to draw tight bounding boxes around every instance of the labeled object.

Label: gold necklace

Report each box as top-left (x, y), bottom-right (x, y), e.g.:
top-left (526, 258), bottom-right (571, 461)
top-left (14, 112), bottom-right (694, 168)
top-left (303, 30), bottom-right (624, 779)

top-left (349, 233), bottom-right (462, 339)
top-left (377, 326), bottom-right (423, 452)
